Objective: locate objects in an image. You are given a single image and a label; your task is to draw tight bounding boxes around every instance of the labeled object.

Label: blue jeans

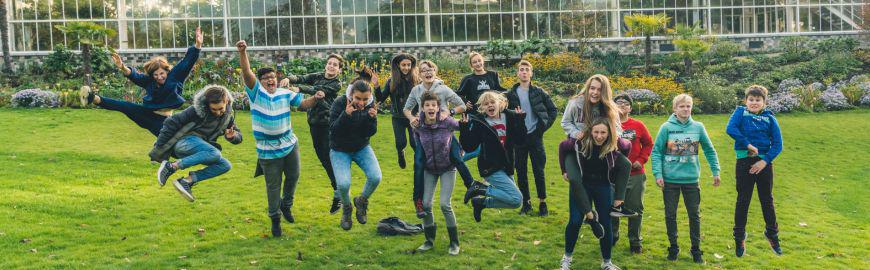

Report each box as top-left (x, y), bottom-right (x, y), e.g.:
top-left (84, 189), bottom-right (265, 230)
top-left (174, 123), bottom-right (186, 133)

top-left (97, 96), bottom-right (167, 136)
top-left (173, 135), bottom-right (232, 183)
top-left (461, 146), bottom-right (480, 162)
top-left (585, 182), bottom-right (615, 260)
top-left (330, 146), bottom-right (382, 204)
top-left (483, 170), bottom-right (522, 209)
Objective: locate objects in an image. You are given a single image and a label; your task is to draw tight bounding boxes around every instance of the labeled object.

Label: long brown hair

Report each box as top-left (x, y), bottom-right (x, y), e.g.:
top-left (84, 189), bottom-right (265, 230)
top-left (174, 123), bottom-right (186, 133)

top-left (580, 117), bottom-right (619, 159)
top-left (576, 74), bottom-right (620, 131)
top-left (389, 53), bottom-right (419, 93)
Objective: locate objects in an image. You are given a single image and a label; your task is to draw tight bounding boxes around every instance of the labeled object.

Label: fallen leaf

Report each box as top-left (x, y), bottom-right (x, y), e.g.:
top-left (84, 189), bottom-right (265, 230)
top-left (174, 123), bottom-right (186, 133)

top-left (799, 222), bottom-right (808, 227)
top-left (376, 250), bottom-right (382, 255)
top-left (249, 260), bottom-right (257, 265)
top-left (20, 239), bottom-right (31, 244)
top-left (714, 253), bottom-right (724, 259)
top-left (30, 249), bottom-right (37, 253)
top-left (124, 257), bottom-right (131, 263)
top-left (498, 249), bottom-right (506, 253)
top-left (245, 217), bottom-right (253, 223)
top-left (121, 236), bottom-right (127, 241)
top-left (178, 256), bottom-right (187, 259)
top-left (48, 254), bottom-right (57, 259)
top-left (495, 231), bottom-right (502, 240)
top-left (239, 235), bottom-right (247, 240)
top-left (297, 251), bottom-right (303, 261)
top-left (533, 240), bottom-right (541, 246)
top-left (347, 264), bottom-right (354, 267)
top-left (511, 252), bottom-right (517, 261)
top-left (79, 224), bottom-right (88, 227)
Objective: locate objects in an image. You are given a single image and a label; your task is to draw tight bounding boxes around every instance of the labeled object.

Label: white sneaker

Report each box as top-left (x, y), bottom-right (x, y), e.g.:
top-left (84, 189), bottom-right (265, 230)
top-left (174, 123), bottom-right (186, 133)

top-left (601, 261), bottom-right (621, 270)
top-left (560, 255), bottom-right (572, 270)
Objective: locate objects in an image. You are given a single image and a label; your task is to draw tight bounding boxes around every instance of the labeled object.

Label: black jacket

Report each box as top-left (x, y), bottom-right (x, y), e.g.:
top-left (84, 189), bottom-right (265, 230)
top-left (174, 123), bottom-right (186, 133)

top-left (149, 86), bottom-right (242, 162)
top-left (376, 78), bottom-right (413, 119)
top-left (329, 95), bottom-right (378, 152)
top-left (288, 72), bottom-right (341, 126)
top-left (459, 110), bottom-right (527, 177)
top-left (505, 82), bottom-right (558, 137)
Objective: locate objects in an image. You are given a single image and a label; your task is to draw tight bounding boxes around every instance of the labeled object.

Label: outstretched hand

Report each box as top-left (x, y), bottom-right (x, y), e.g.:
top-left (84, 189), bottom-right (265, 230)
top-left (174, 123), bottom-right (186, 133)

top-left (111, 53), bottom-right (124, 69)
top-left (194, 27), bottom-right (203, 48)
top-left (368, 102), bottom-right (378, 118)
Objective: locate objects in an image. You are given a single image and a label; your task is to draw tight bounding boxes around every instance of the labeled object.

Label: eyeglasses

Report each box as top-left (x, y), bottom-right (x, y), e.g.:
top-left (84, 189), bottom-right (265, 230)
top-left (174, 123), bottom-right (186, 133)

top-left (259, 74), bottom-right (276, 80)
top-left (615, 100), bottom-right (630, 106)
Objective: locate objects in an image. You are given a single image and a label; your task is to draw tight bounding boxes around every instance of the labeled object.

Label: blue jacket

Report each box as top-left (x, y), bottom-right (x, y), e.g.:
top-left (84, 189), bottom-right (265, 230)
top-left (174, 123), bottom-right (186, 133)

top-left (726, 106), bottom-right (783, 164)
top-left (126, 46), bottom-right (200, 110)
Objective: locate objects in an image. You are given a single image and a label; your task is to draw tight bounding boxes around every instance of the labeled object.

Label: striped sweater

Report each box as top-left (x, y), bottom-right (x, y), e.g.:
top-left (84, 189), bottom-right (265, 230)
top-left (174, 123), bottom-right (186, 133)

top-left (246, 81), bottom-right (304, 159)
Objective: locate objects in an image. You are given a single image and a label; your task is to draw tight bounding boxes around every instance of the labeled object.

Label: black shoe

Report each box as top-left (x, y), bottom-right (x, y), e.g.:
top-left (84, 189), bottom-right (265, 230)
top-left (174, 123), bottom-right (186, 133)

top-left (415, 199), bottom-right (426, 219)
top-left (270, 215), bottom-right (282, 237)
top-left (417, 224), bottom-right (436, 252)
top-left (447, 226), bottom-right (460, 256)
top-left (464, 181), bottom-right (488, 204)
top-left (353, 196), bottom-right (369, 224)
top-left (610, 204), bottom-right (639, 217)
top-left (340, 203), bottom-right (353, 230)
top-left (765, 230), bottom-right (783, 255)
top-left (518, 201), bottom-right (532, 215)
top-left (471, 197), bottom-right (486, 222)
top-left (691, 248), bottom-right (704, 264)
top-left (538, 202), bottom-right (549, 217)
top-left (280, 202), bottom-right (295, 223)
top-left (398, 150), bottom-right (406, 169)
top-left (630, 245), bottom-right (642, 254)
top-left (584, 210), bottom-right (605, 239)
top-left (667, 246), bottom-right (680, 261)
top-left (329, 197), bottom-right (342, 215)
top-left (157, 161), bottom-right (176, 187)
top-left (172, 178), bottom-right (195, 202)
top-left (736, 239), bottom-right (745, 257)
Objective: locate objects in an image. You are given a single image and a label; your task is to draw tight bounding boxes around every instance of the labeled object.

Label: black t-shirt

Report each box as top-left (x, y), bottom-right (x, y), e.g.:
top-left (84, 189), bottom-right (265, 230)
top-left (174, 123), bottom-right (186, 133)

top-left (457, 71), bottom-right (506, 105)
top-left (580, 146), bottom-right (609, 185)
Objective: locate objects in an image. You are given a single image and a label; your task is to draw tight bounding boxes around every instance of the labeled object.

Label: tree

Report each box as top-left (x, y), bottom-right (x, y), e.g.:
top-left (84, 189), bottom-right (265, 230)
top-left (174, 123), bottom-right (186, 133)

top-left (481, 39), bottom-right (519, 67)
top-left (55, 22), bottom-right (116, 86)
top-left (0, 0), bottom-right (12, 74)
top-left (624, 13), bottom-right (671, 74)
top-left (560, 2), bottom-right (608, 57)
top-left (671, 23), bottom-right (711, 77)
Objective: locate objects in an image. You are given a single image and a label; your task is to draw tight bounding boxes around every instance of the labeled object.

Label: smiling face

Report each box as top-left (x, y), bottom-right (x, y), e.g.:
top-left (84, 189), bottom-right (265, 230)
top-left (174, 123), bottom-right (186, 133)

top-left (616, 99), bottom-right (631, 117)
top-left (745, 95), bottom-right (765, 114)
top-left (586, 80), bottom-right (602, 104)
top-left (420, 64), bottom-right (436, 84)
top-left (259, 72), bottom-right (278, 92)
top-left (399, 59), bottom-right (413, 75)
top-left (470, 54), bottom-right (485, 73)
top-left (351, 90), bottom-right (372, 109)
top-left (152, 68), bottom-right (168, 85)
top-left (422, 100), bottom-right (439, 121)
top-left (591, 123), bottom-right (610, 146)
top-left (325, 57), bottom-right (341, 78)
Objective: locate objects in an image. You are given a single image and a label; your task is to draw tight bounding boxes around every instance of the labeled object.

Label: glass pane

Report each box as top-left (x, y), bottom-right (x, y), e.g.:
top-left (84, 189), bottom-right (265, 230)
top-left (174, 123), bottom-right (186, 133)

top-left (279, 18), bottom-right (293, 45)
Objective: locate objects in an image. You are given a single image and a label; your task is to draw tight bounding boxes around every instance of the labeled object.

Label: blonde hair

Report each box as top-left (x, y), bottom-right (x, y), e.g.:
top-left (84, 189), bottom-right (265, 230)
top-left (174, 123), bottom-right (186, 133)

top-left (143, 57), bottom-right (170, 76)
top-left (576, 74), bottom-right (620, 131)
top-left (517, 60), bottom-right (533, 70)
top-left (476, 91), bottom-right (508, 114)
top-left (744, 85), bottom-right (769, 100)
top-left (672, 93), bottom-right (694, 109)
top-left (580, 117), bottom-right (619, 159)
top-left (419, 60), bottom-right (439, 79)
top-left (468, 51), bottom-right (484, 66)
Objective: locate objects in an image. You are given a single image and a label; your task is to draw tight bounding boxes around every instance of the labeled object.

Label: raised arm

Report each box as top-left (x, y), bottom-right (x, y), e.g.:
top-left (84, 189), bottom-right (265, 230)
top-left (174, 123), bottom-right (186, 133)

top-left (168, 27), bottom-right (203, 83)
top-left (236, 40), bottom-right (257, 91)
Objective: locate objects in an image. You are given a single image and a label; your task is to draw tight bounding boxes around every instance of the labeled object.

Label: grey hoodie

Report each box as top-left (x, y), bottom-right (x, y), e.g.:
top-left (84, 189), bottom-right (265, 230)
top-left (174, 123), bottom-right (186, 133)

top-left (560, 95), bottom-right (621, 139)
top-left (403, 79), bottom-right (466, 113)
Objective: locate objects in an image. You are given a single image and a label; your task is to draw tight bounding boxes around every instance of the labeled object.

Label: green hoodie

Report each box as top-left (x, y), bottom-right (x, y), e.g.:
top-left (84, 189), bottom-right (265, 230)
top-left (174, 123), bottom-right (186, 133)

top-left (651, 114), bottom-right (720, 183)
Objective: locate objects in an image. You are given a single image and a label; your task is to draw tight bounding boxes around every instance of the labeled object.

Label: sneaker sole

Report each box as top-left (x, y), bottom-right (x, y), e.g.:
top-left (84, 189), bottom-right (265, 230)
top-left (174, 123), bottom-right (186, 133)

top-left (78, 87), bottom-right (90, 107)
top-left (610, 212), bottom-right (639, 218)
top-left (157, 162), bottom-right (169, 187)
top-left (172, 181), bottom-right (195, 202)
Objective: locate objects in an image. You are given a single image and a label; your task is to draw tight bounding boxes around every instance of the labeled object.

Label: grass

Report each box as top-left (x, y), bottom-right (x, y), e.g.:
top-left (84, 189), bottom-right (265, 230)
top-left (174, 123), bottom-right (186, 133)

top-left (0, 108), bottom-right (867, 269)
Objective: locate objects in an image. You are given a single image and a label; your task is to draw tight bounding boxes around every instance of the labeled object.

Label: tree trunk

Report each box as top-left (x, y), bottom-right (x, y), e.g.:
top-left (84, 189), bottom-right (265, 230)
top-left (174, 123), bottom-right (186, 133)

top-left (683, 56), bottom-right (693, 77)
top-left (0, 0), bottom-right (13, 74)
top-left (644, 35), bottom-right (652, 74)
top-left (82, 44), bottom-right (92, 86)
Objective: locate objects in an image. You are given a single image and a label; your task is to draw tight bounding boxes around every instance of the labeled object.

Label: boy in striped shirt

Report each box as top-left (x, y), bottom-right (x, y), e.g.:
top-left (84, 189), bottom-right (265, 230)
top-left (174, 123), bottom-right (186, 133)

top-left (237, 40), bottom-right (324, 237)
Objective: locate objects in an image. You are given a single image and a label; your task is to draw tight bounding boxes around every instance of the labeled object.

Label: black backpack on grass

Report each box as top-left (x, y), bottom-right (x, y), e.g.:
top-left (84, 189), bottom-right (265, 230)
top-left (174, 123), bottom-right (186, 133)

top-left (376, 217), bottom-right (423, 236)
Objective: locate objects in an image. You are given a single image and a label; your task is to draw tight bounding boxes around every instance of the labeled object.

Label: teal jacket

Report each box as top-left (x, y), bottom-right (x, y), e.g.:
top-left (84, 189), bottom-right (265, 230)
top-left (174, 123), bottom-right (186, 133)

top-left (651, 114), bottom-right (720, 183)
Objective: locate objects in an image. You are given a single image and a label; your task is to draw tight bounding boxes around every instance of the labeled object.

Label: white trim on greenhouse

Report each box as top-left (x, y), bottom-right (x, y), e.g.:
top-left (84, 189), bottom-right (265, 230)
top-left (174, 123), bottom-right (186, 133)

top-left (5, 0), bottom-right (867, 55)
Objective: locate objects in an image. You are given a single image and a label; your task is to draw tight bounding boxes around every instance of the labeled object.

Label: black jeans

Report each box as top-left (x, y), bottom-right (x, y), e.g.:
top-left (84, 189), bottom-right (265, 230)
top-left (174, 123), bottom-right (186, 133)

top-left (310, 125), bottom-right (338, 199)
top-left (97, 96), bottom-right (167, 136)
top-left (515, 130), bottom-right (547, 202)
top-left (733, 157), bottom-right (778, 238)
top-left (391, 117), bottom-right (416, 154)
top-left (259, 147), bottom-right (300, 217)
top-left (662, 182), bottom-right (701, 248)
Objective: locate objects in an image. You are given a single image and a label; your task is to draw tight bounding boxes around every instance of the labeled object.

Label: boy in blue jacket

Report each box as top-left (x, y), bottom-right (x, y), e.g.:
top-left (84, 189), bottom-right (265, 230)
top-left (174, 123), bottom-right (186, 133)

top-left (726, 85), bottom-right (784, 257)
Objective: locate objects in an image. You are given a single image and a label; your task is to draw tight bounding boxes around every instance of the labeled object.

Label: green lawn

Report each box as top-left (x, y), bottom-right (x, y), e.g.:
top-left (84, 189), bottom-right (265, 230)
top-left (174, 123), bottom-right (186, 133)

top-left (1, 108), bottom-right (867, 269)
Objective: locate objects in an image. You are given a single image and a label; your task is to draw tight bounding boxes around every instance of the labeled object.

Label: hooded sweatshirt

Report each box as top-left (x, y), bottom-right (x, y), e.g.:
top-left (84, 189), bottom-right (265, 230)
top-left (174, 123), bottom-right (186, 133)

top-left (726, 106), bottom-right (783, 164)
top-left (403, 80), bottom-right (466, 114)
top-left (414, 109), bottom-right (460, 174)
top-left (650, 114), bottom-right (720, 184)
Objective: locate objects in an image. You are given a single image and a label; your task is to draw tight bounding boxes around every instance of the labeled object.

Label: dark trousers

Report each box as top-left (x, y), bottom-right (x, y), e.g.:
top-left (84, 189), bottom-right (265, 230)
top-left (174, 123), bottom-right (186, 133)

top-left (412, 135), bottom-right (474, 201)
top-left (612, 173), bottom-right (646, 247)
top-left (663, 182), bottom-right (702, 249)
top-left (97, 96), bottom-right (167, 136)
top-left (259, 147), bottom-right (300, 217)
top-left (310, 125), bottom-right (338, 199)
top-left (733, 157), bottom-right (778, 239)
top-left (391, 117), bottom-right (416, 153)
top-left (515, 130), bottom-right (547, 202)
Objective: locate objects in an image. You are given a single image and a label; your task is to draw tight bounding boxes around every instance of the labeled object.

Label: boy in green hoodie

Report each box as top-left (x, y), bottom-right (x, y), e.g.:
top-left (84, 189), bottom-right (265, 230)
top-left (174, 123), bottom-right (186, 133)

top-left (651, 93), bottom-right (720, 264)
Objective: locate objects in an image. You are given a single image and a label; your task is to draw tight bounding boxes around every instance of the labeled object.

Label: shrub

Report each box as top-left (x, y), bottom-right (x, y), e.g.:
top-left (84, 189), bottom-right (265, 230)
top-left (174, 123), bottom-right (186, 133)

top-left (770, 52), bottom-right (862, 84)
top-left (0, 87), bottom-right (12, 107)
top-left (617, 89), bottom-right (661, 114)
top-left (705, 40), bottom-right (741, 64)
top-left (819, 86), bottom-right (852, 111)
top-left (767, 91), bottom-right (800, 113)
top-left (612, 76), bottom-right (685, 105)
top-left (11, 89), bottom-right (59, 108)
top-left (685, 74), bottom-right (739, 114)
top-left (778, 36), bottom-right (814, 63)
top-left (814, 37), bottom-right (858, 55)
top-left (590, 50), bottom-right (637, 76)
top-left (777, 78), bottom-right (803, 93)
top-left (42, 45), bottom-right (79, 78)
top-left (523, 52), bottom-right (593, 83)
